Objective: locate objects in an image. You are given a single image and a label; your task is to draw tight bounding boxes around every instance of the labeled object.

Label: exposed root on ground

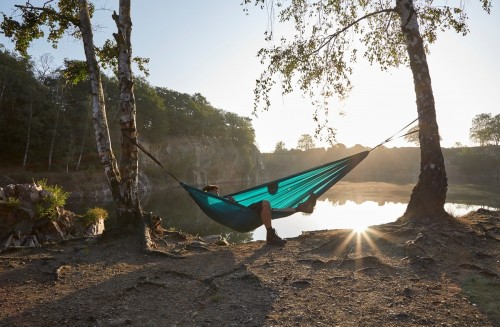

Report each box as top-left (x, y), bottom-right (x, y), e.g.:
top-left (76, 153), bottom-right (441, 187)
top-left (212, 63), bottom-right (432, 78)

top-left (143, 248), bottom-right (188, 259)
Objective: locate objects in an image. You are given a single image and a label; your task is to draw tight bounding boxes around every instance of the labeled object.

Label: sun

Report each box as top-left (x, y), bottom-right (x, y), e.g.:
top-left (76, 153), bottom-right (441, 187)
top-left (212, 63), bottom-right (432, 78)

top-left (352, 223), bottom-right (369, 234)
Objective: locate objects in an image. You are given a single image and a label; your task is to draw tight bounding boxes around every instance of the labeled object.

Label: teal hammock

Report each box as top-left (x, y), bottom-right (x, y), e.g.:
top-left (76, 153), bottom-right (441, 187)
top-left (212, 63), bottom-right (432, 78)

top-left (130, 118), bottom-right (417, 233)
top-left (180, 151), bottom-right (369, 232)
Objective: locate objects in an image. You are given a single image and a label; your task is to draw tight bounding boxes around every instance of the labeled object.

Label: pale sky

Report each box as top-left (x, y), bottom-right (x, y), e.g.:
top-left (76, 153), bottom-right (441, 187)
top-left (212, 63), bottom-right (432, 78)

top-left (1, 1), bottom-right (499, 152)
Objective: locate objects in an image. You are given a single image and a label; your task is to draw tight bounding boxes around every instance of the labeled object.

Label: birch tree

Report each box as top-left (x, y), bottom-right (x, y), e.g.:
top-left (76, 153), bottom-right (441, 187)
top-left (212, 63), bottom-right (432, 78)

top-left (22, 88), bottom-right (33, 167)
top-left (297, 134), bottom-right (315, 151)
top-left (1, 0), bottom-right (154, 249)
top-left (245, 0), bottom-right (492, 222)
top-left (48, 84), bottom-right (61, 170)
top-left (76, 98), bottom-right (91, 171)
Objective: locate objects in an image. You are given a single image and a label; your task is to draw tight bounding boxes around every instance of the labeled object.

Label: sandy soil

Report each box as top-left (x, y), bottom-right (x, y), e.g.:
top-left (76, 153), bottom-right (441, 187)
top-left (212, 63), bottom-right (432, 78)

top-left (0, 209), bottom-right (499, 327)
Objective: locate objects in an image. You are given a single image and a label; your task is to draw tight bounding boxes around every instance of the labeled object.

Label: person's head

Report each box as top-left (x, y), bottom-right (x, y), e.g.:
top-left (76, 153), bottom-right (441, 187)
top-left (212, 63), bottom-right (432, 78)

top-left (202, 185), bottom-right (219, 195)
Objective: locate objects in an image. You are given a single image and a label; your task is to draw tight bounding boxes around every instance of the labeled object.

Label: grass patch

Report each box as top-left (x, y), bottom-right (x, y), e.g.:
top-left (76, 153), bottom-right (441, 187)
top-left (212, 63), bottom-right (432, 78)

top-left (461, 274), bottom-right (500, 323)
top-left (2, 197), bottom-right (21, 208)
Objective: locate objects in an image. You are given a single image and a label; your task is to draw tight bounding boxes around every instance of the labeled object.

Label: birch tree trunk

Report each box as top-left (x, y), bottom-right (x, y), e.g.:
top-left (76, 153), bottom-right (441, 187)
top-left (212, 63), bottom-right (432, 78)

top-left (23, 87), bottom-right (33, 167)
top-left (113, 0), bottom-right (153, 248)
top-left (48, 87), bottom-right (60, 170)
top-left (76, 98), bottom-right (91, 171)
top-left (0, 76), bottom-right (6, 103)
top-left (77, 0), bottom-right (123, 209)
top-left (77, 0), bottom-right (152, 247)
top-left (396, 0), bottom-right (448, 220)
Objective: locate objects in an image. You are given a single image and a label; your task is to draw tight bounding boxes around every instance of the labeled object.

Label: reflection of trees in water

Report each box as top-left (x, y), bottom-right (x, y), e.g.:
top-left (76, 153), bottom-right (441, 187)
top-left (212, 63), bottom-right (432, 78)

top-left (446, 183), bottom-right (500, 208)
top-left (444, 203), bottom-right (499, 218)
top-left (323, 182), bottom-right (413, 205)
top-left (324, 182), bottom-right (499, 209)
top-left (142, 187), bottom-right (253, 243)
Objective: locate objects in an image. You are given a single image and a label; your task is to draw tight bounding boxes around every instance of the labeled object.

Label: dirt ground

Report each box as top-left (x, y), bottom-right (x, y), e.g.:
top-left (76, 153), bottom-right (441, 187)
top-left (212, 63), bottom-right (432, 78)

top-left (0, 209), bottom-right (499, 327)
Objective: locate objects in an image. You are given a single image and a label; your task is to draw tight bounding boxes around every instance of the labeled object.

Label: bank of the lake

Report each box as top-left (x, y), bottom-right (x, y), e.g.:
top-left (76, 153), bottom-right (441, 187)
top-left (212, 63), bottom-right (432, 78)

top-left (1, 209), bottom-right (499, 326)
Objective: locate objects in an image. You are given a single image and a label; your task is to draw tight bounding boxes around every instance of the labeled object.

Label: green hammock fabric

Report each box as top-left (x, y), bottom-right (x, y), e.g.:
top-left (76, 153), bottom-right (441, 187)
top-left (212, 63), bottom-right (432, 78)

top-left (181, 151), bottom-right (369, 233)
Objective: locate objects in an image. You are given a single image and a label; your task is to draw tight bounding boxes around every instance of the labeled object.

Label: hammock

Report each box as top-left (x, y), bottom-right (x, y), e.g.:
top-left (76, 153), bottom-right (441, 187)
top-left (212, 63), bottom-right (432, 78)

top-left (130, 118), bottom-right (418, 233)
top-left (180, 151), bottom-right (369, 232)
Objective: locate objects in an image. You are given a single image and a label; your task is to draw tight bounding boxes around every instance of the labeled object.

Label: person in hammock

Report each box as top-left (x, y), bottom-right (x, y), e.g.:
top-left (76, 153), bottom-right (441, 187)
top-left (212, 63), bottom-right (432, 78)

top-left (202, 184), bottom-right (316, 246)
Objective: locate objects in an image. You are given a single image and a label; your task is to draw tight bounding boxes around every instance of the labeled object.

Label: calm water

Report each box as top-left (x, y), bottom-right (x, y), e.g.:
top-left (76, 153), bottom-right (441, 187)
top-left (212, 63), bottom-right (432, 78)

top-left (69, 181), bottom-right (499, 243)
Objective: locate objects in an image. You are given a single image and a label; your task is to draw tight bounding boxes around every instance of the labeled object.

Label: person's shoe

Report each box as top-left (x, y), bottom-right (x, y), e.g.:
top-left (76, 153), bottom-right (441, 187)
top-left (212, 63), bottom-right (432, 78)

top-left (296, 193), bottom-right (317, 214)
top-left (266, 228), bottom-right (287, 246)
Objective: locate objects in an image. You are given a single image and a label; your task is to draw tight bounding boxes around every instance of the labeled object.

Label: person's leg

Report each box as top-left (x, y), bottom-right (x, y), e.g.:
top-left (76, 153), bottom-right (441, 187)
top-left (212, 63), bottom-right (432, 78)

top-left (261, 200), bottom-right (286, 245)
top-left (296, 193), bottom-right (317, 213)
top-left (260, 200), bottom-right (272, 229)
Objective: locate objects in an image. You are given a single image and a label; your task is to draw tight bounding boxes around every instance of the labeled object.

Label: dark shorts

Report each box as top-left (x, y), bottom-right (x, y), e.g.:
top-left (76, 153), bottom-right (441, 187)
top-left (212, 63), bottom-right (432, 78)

top-left (249, 201), bottom-right (264, 214)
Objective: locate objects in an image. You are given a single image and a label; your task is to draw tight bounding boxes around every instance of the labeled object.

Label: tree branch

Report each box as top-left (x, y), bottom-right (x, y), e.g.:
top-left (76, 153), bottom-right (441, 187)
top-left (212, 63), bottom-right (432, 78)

top-left (309, 8), bottom-right (395, 57)
top-left (14, 3), bottom-right (79, 26)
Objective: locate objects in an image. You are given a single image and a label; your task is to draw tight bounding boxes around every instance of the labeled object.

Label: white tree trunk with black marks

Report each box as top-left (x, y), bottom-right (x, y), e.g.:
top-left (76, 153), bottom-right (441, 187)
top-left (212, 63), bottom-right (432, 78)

top-left (48, 87), bottom-right (60, 170)
top-left (23, 88), bottom-right (33, 167)
top-left (396, 0), bottom-right (448, 220)
top-left (76, 98), bottom-right (91, 171)
top-left (77, 0), bottom-right (123, 207)
top-left (113, 0), bottom-right (153, 247)
top-left (76, 0), bottom-right (152, 247)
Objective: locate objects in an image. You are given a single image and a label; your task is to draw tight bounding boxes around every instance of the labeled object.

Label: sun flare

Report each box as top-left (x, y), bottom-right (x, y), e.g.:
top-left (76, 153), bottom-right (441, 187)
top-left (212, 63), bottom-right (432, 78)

top-left (352, 224), bottom-right (369, 233)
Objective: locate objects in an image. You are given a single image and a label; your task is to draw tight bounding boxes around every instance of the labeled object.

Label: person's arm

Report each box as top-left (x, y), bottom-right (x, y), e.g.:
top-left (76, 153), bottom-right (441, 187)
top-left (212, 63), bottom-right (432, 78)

top-left (224, 196), bottom-right (236, 203)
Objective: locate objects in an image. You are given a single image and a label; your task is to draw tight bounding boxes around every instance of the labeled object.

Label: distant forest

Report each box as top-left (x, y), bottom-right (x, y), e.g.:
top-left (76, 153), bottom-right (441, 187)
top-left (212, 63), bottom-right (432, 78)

top-left (262, 144), bottom-right (500, 184)
top-left (0, 48), bottom-right (255, 171)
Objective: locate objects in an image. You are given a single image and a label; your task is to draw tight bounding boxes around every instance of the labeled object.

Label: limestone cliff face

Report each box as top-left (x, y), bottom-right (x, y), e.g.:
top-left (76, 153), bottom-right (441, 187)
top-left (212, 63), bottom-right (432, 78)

top-left (140, 136), bottom-right (264, 188)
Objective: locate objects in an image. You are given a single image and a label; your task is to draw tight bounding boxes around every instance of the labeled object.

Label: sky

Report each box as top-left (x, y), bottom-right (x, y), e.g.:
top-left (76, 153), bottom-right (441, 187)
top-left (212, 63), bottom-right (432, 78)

top-left (1, 1), bottom-right (499, 153)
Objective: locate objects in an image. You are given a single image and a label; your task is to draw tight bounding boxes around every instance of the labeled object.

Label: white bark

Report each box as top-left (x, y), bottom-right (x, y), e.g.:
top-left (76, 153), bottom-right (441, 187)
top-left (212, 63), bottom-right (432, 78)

top-left (76, 98), bottom-right (92, 171)
top-left (23, 88), bottom-right (33, 167)
top-left (114, 0), bottom-right (141, 214)
top-left (78, 0), bottom-right (122, 202)
top-left (48, 86), bottom-right (60, 170)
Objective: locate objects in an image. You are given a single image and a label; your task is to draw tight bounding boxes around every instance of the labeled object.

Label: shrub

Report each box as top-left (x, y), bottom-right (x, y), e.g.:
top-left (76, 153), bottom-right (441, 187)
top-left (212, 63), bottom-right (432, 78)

top-left (2, 197), bottom-right (21, 208)
top-left (81, 207), bottom-right (108, 226)
top-left (35, 179), bottom-right (70, 220)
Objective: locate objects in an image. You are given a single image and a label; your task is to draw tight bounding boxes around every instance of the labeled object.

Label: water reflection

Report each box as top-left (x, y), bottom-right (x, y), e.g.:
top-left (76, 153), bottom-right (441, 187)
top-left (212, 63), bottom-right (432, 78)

top-left (252, 182), bottom-right (499, 241)
top-left (68, 181), bottom-right (499, 243)
top-left (141, 187), bottom-right (254, 243)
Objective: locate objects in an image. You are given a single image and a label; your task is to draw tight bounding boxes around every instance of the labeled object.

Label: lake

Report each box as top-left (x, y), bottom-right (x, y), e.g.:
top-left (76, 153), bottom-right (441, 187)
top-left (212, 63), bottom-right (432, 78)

top-left (69, 181), bottom-right (499, 243)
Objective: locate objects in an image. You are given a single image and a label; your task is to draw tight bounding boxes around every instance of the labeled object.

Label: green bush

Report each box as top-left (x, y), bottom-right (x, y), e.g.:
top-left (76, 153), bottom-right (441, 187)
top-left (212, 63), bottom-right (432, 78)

top-left (2, 197), bottom-right (21, 208)
top-left (35, 179), bottom-right (70, 220)
top-left (81, 207), bottom-right (108, 226)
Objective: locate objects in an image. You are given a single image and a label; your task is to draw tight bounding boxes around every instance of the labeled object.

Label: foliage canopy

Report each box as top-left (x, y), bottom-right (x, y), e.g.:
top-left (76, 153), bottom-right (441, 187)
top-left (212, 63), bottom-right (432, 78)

top-left (470, 113), bottom-right (500, 146)
top-left (244, 0), bottom-right (491, 140)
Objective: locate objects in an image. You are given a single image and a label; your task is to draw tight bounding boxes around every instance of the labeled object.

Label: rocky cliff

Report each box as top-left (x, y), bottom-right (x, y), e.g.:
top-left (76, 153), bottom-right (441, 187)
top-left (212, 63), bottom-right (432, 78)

top-left (0, 137), bottom-right (264, 201)
top-left (140, 136), bottom-right (264, 189)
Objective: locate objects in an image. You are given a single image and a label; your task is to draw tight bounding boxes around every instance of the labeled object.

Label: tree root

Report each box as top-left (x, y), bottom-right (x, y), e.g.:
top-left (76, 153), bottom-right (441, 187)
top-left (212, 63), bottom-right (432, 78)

top-left (0, 255), bottom-right (55, 262)
top-left (143, 248), bottom-right (188, 259)
top-left (202, 264), bottom-right (248, 292)
top-left (0, 246), bottom-right (26, 254)
top-left (54, 264), bottom-right (72, 281)
top-left (123, 277), bottom-right (169, 293)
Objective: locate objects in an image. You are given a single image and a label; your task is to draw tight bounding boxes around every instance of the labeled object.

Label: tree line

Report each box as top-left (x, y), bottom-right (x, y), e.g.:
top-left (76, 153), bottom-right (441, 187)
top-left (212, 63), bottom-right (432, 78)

top-left (263, 144), bottom-right (500, 184)
top-left (0, 48), bottom-right (256, 171)
top-left (470, 113), bottom-right (500, 146)
top-left (276, 113), bottom-right (500, 152)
